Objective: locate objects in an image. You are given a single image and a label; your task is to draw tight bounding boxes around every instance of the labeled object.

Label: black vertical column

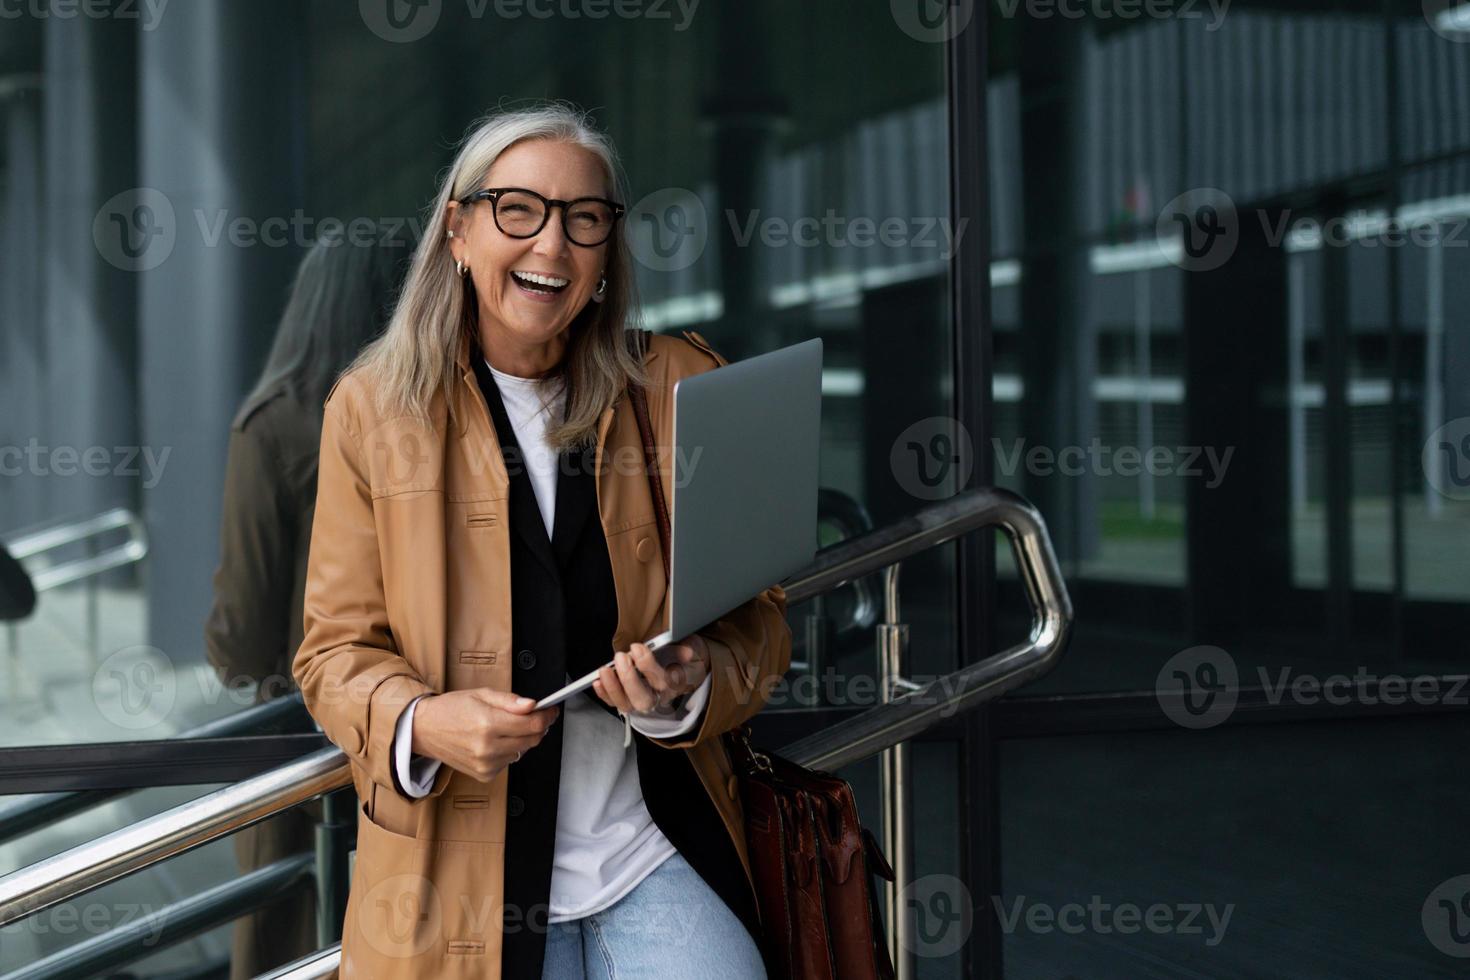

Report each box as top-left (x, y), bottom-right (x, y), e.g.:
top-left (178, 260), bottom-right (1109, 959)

top-left (702, 0), bottom-right (787, 361)
top-left (947, 5), bottom-right (999, 977)
top-left (1320, 203), bottom-right (1353, 650)
top-left (1182, 208), bottom-right (1292, 640)
top-left (1016, 16), bottom-right (1098, 567)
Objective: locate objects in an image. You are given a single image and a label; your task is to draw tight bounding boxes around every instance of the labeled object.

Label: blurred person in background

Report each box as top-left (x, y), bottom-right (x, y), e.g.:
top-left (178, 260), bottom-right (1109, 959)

top-left (205, 231), bottom-right (411, 978)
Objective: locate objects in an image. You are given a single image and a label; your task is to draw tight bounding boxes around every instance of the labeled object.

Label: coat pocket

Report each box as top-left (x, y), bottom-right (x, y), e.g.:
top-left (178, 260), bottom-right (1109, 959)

top-left (342, 800), bottom-right (507, 977)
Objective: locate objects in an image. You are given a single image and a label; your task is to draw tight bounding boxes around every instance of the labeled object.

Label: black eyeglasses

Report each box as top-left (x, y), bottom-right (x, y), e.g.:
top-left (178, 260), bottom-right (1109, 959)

top-left (458, 186), bottom-right (626, 247)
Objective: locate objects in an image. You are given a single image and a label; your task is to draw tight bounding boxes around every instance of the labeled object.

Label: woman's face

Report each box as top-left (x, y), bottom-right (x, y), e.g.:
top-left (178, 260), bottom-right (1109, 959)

top-left (447, 139), bottom-right (612, 360)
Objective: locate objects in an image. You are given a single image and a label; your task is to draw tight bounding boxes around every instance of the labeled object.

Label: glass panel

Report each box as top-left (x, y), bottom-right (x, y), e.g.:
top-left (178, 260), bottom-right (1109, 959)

top-left (0, 2), bottom-right (954, 746)
top-left (991, 6), bottom-right (1470, 695)
top-left (0, 7), bottom-right (957, 976)
top-left (999, 714), bottom-right (1470, 976)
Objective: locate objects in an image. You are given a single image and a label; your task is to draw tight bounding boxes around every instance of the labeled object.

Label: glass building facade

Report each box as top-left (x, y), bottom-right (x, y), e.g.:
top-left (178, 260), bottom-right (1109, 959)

top-left (0, 1), bottom-right (1467, 976)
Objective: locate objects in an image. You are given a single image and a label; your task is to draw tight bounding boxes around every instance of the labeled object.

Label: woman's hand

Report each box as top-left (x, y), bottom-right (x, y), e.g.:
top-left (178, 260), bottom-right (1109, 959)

top-left (411, 689), bottom-right (559, 783)
top-left (593, 635), bottom-right (710, 715)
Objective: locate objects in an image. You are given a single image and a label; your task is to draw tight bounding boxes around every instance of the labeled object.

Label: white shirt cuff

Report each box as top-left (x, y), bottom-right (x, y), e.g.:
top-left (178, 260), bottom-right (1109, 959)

top-left (627, 672), bottom-right (712, 738)
top-left (392, 694), bottom-right (443, 797)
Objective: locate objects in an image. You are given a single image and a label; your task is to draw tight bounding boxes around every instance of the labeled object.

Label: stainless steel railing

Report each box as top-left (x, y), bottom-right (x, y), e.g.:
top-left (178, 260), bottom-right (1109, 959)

top-left (0, 487), bottom-right (1071, 979)
top-left (3, 507), bottom-right (150, 682)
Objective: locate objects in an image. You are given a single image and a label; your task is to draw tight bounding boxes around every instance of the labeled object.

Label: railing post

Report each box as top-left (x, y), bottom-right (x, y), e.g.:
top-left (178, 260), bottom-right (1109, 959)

top-left (315, 787), bottom-right (356, 949)
top-left (877, 563), bottom-right (915, 979)
top-left (802, 596), bottom-right (832, 707)
top-left (6, 624), bottom-right (17, 707)
top-left (86, 535), bottom-right (100, 669)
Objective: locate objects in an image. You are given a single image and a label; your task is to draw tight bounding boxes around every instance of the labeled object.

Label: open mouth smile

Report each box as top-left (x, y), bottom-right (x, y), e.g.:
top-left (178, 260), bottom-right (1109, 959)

top-left (511, 270), bottom-right (570, 299)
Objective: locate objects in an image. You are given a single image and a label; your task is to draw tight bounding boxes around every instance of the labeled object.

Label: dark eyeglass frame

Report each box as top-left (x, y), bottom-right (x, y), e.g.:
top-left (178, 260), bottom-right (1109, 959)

top-left (458, 186), bottom-right (626, 247)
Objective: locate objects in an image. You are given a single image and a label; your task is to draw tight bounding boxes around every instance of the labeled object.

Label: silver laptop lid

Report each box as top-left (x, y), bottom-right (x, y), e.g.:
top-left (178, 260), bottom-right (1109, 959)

top-left (666, 338), bottom-right (823, 641)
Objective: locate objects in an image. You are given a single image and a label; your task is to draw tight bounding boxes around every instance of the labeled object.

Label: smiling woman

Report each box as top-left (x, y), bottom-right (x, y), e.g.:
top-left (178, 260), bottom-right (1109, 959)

top-left (293, 103), bottom-right (790, 979)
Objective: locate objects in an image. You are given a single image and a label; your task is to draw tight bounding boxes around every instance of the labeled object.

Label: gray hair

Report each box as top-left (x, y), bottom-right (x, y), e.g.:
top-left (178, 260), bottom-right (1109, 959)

top-left (346, 100), bottom-right (646, 451)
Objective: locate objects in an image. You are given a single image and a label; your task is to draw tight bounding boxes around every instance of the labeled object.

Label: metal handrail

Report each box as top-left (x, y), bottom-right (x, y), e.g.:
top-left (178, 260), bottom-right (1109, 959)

top-left (3, 507), bottom-right (149, 592)
top-left (0, 487), bottom-right (1071, 944)
top-left (781, 487), bottom-right (1071, 769)
top-left (0, 749), bottom-right (350, 926)
top-left (0, 693), bottom-right (315, 846)
top-left (260, 944), bottom-right (341, 979)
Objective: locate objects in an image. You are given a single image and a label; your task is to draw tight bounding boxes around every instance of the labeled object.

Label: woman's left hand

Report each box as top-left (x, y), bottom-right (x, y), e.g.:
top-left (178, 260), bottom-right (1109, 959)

top-left (593, 635), bottom-right (710, 715)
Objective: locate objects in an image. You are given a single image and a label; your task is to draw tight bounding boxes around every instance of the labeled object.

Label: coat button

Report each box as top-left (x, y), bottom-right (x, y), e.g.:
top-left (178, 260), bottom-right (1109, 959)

top-left (635, 536), bottom-right (656, 563)
top-left (726, 775), bottom-right (740, 800)
top-left (346, 726), bottom-right (365, 755)
top-left (508, 795), bottom-right (526, 818)
top-left (517, 649), bottom-right (537, 670)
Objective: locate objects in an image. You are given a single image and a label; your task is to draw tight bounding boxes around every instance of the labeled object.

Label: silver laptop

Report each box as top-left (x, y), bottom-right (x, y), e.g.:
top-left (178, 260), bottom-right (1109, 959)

top-left (536, 337), bottom-right (822, 708)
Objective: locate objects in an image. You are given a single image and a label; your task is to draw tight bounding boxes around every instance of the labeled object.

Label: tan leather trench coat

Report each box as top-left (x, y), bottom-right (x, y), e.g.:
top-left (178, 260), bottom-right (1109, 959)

top-left (293, 328), bottom-right (792, 978)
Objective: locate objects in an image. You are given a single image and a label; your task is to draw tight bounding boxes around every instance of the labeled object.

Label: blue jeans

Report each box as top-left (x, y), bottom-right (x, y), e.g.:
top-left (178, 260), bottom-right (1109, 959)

top-left (540, 852), bottom-right (767, 979)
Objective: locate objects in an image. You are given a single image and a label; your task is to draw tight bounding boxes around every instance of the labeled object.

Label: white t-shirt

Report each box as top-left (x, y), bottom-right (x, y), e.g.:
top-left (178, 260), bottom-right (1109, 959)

top-left (390, 359), bottom-right (712, 922)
